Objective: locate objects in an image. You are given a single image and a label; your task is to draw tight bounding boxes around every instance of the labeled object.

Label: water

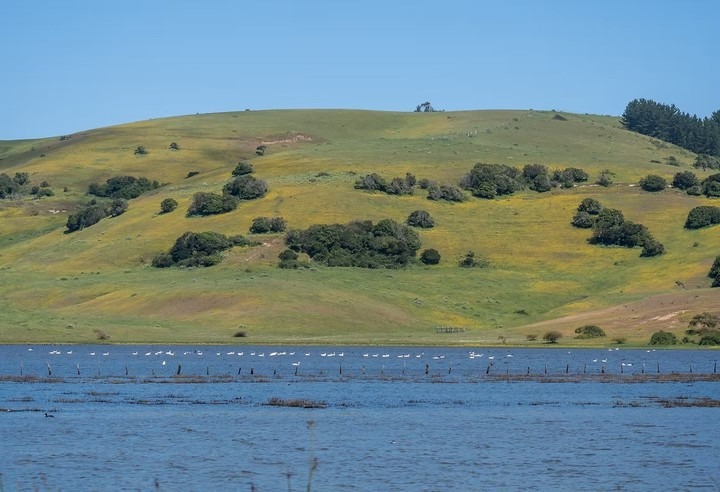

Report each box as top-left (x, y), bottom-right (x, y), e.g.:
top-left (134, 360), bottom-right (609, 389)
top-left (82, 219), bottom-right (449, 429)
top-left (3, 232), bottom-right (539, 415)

top-left (1, 345), bottom-right (719, 491)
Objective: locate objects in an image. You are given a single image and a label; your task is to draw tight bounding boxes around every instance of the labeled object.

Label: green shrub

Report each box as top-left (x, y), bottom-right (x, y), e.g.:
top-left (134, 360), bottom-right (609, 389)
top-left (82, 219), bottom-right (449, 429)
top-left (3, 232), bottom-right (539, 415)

top-left (458, 251), bottom-right (488, 268)
top-left (153, 231), bottom-right (236, 268)
top-left (231, 161), bottom-right (254, 176)
top-left (460, 163), bottom-right (523, 198)
top-left (702, 174), bottom-right (720, 197)
top-left (672, 171), bottom-right (699, 191)
top-left (639, 174), bottom-right (667, 192)
top-left (407, 210), bottom-right (435, 228)
top-left (574, 325), bottom-right (606, 339)
top-left (107, 198), bottom-right (129, 217)
top-left (698, 332), bottom-right (720, 345)
top-left (160, 198), bottom-right (178, 214)
top-left (684, 206), bottom-right (720, 229)
top-left (420, 248), bottom-right (441, 265)
top-left (223, 175), bottom-right (268, 200)
top-left (552, 167), bottom-right (589, 186)
top-left (354, 173), bottom-right (387, 192)
top-left (250, 216), bottom-right (286, 234)
top-left (426, 183), bottom-right (466, 202)
top-left (571, 211), bottom-right (595, 228)
top-left (187, 192), bottom-right (239, 216)
top-left (694, 154), bottom-right (720, 170)
top-left (709, 256), bottom-right (720, 287)
top-left (88, 176), bottom-right (160, 199)
top-left (596, 170), bottom-right (614, 187)
top-left (577, 198), bottom-right (603, 215)
top-left (649, 330), bottom-right (678, 345)
top-left (586, 206), bottom-right (664, 257)
top-left (66, 204), bottom-right (109, 232)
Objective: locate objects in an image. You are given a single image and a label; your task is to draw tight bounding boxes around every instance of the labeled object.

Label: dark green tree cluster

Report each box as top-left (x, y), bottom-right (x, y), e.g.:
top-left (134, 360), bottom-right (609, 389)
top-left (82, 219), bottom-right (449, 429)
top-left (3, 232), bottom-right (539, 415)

top-left (88, 176), bottom-right (160, 199)
top-left (695, 154), bottom-right (720, 170)
top-left (459, 163), bottom-right (523, 198)
top-left (66, 198), bottom-right (128, 232)
top-left (0, 172), bottom-right (53, 199)
top-left (187, 192), bottom-right (239, 216)
top-left (701, 173), bottom-right (720, 197)
top-left (571, 199), bottom-right (664, 257)
top-left (414, 101), bottom-right (441, 112)
top-left (672, 171), bottom-right (700, 195)
top-left (426, 183), bottom-right (466, 202)
top-left (685, 206), bottom-right (720, 229)
top-left (459, 163), bottom-right (589, 198)
top-left (709, 256), bottom-right (720, 288)
top-left (186, 166), bottom-right (268, 216)
top-left (354, 173), bottom-right (416, 196)
top-left (284, 219), bottom-right (421, 268)
top-left (621, 98), bottom-right (720, 156)
top-left (250, 216), bottom-right (286, 234)
top-left (152, 231), bottom-right (253, 268)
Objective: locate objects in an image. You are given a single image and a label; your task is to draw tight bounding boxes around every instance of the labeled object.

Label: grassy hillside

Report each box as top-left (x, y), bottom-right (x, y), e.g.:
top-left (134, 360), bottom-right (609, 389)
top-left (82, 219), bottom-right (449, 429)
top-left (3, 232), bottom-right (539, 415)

top-left (1, 109), bottom-right (718, 346)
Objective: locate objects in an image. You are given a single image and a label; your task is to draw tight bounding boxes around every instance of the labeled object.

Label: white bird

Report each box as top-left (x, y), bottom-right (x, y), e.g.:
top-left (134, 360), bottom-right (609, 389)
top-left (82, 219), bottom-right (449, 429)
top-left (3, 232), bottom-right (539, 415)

top-left (292, 362), bottom-right (301, 366)
top-left (90, 352), bottom-right (96, 356)
top-left (132, 352), bottom-right (138, 356)
top-left (162, 360), bottom-right (166, 365)
top-left (102, 352), bottom-right (109, 356)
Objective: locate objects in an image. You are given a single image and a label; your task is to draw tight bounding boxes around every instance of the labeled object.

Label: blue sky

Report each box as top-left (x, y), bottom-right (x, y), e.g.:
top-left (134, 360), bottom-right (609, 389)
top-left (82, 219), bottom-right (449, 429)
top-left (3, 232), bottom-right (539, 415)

top-left (3, 0), bottom-right (719, 140)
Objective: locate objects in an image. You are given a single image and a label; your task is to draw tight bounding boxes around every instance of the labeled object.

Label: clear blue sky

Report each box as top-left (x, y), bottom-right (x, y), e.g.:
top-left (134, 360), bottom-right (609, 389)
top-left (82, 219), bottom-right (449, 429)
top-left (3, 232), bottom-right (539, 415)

top-left (3, 0), bottom-right (719, 140)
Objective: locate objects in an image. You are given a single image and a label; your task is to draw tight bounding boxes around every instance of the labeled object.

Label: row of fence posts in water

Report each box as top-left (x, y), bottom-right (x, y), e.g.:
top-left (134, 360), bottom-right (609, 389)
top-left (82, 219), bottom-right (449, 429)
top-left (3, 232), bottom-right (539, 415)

top-left (13, 359), bottom-right (720, 378)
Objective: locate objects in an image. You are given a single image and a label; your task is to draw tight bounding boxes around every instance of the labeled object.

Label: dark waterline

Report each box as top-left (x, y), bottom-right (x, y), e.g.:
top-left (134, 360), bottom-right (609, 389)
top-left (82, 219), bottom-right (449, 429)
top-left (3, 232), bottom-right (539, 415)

top-left (2, 345), bottom-right (719, 491)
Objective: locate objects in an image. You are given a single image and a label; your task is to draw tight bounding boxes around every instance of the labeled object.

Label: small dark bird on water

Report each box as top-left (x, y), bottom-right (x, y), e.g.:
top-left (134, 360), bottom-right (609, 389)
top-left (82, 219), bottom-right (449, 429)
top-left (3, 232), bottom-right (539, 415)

top-left (45, 412), bottom-right (54, 418)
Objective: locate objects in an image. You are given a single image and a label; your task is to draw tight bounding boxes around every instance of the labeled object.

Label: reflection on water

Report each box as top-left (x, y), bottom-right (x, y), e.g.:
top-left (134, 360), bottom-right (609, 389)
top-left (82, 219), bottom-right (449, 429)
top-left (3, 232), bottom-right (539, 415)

top-left (1, 345), bottom-right (719, 491)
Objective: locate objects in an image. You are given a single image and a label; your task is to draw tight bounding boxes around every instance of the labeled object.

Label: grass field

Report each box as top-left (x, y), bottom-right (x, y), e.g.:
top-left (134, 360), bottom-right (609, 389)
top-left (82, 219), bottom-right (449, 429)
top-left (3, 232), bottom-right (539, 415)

top-left (0, 109), bottom-right (718, 346)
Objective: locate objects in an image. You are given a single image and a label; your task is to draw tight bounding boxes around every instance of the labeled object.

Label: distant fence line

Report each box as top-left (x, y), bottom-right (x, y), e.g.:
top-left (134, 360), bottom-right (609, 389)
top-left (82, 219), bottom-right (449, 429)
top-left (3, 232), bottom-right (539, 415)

top-left (435, 326), bottom-right (466, 333)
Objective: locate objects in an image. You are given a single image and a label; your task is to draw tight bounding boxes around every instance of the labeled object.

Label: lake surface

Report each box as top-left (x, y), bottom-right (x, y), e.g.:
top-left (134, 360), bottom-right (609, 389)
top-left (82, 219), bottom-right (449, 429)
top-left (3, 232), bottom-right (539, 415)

top-left (1, 345), bottom-right (719, 491)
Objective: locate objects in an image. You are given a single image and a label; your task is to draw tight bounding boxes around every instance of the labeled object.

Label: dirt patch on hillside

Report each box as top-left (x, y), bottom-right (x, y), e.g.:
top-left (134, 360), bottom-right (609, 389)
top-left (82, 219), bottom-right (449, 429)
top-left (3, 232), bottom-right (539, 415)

top-left (261, 134), bottom-right (313, 145)
top-left (518, 289), bottom-right (720, 338)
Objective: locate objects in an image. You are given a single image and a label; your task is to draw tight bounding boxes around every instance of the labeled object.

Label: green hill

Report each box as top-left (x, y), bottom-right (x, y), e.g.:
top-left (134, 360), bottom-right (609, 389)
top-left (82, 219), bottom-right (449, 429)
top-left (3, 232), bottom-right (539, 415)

top-left (1, 109), bottom-right (718, 346)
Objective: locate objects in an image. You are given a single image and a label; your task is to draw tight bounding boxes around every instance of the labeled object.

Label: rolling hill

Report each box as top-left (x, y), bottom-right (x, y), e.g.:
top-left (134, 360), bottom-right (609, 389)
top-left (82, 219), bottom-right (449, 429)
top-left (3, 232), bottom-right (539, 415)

top-left (0, 109), bottom-right (718, 346)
